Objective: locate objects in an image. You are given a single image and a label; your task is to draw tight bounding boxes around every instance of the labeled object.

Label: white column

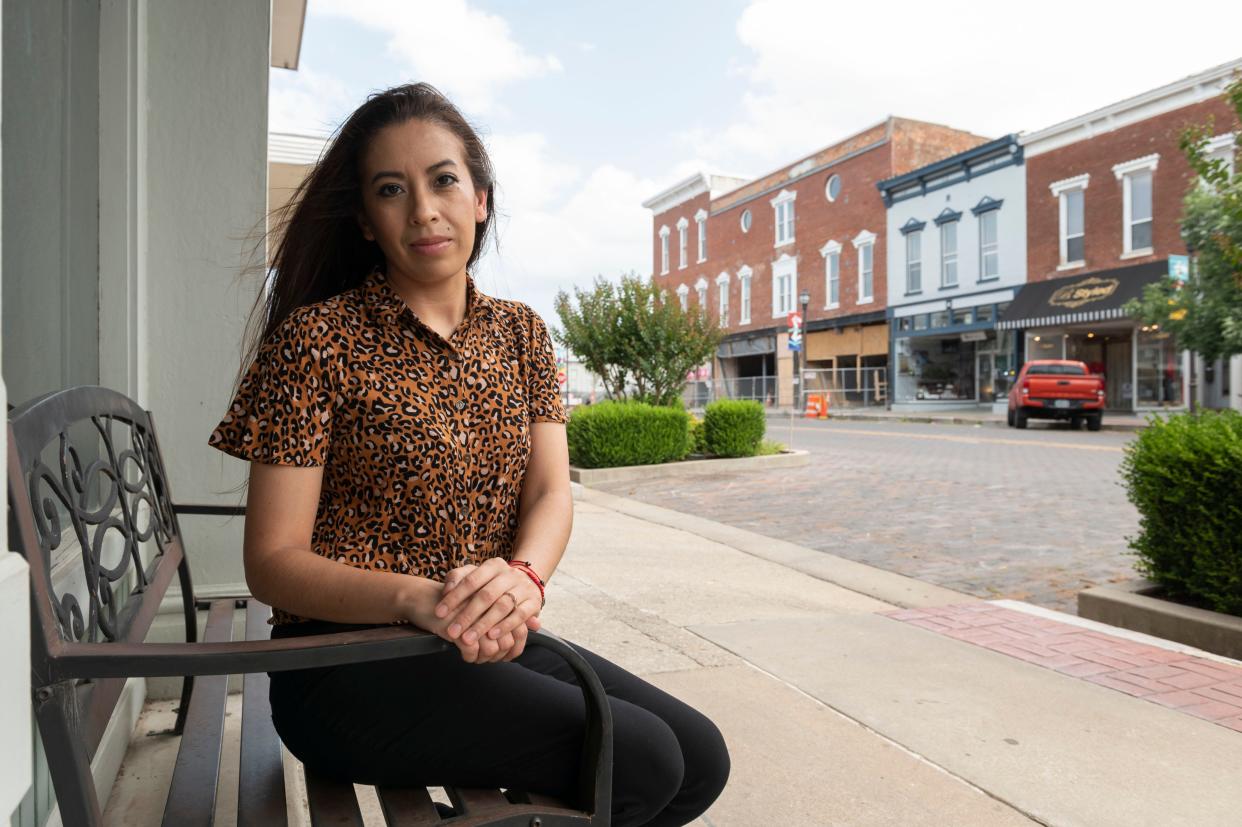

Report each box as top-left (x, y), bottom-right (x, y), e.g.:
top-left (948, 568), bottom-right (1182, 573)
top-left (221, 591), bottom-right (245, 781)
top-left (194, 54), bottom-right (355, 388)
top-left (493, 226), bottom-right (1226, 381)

top-left (1232, 355), bottom-right (1242, 412)
top-left (0, 4), bottom-right (36, 815)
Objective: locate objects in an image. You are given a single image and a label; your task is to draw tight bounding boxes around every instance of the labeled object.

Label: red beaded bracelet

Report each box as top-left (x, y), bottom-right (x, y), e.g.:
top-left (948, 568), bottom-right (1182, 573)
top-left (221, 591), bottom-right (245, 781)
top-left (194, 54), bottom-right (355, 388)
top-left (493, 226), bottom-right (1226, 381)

top-left (508, 560), bottom-right (546, 607)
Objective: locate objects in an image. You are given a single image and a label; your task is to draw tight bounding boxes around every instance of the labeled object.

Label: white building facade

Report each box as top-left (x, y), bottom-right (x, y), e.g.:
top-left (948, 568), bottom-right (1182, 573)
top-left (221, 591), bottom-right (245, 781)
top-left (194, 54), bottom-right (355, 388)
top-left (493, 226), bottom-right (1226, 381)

top-left (877, 135), bottom-right (1027, 410)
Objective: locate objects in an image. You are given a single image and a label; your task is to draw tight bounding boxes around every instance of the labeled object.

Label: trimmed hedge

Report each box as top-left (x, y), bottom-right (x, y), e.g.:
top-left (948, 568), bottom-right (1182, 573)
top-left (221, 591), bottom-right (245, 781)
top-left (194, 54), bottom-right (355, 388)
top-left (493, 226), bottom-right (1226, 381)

top-left (703, 400), bottom-right (766, 458)
top-left (688, 417), bottom-right (707, 455)
top-left (567, 401), bottom-right (691, 469)
top-left (1121, 410), bottom-right (1242, 615)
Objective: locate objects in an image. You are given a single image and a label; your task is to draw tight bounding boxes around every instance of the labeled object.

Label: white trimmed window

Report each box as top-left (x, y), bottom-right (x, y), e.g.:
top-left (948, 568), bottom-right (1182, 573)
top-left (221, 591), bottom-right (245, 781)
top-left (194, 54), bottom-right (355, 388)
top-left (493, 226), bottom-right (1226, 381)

top-left (695, 209), bottom-right (708, 263)
top-left (1051, 174), bottom-right (1089, 268)
top-left (676, 217), bottom-right (689, 269)
top-left (853, 230), bottom-right (876, 304)
top-left (716, 272), bottom-right (730, 325)
top-left (820, 240), bottom-right (841, 309)
top-left (940, 221), bottom-right (958, 287)
top-left (978, 211), bottom-right (999, 279)
top-left (771, 189), bottom-right (796, 248)
top-left (1113, 154), bottom-right (1158, 257)
top-left (658, 225), bottom-right (670, 274)
top-left (675, 283), bottom-right (689, 312)
top-left (738, 265), bottom-right (753, 324)
top-left (695, 277), bottom-right (708, 313)
top-left (1206, 133), bottom-right (1236, 176)
top-left (904, 228), bottom-right (923, 294)
top-left (771, 254), bottom-right (797, 318)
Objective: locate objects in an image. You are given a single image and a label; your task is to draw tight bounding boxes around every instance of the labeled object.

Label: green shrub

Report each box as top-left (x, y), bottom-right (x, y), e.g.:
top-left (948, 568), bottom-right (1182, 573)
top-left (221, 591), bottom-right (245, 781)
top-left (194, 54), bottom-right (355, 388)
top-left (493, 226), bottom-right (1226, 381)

top-left (1121, 410), bottom-right (1242, 615)
top-left (756, 439), bottom-right (785, 456)
top-left (688, 417), bottom-right (707, 455)
top-left (567, 401), bottom-right (691, 468)
top-left (703, 400), bottom-right (765, 458)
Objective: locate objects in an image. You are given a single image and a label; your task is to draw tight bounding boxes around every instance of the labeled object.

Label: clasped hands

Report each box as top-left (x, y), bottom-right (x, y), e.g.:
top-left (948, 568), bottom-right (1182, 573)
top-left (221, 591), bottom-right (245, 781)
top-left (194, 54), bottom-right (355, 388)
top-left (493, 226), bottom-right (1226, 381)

top-left (430, 557), bottom-right (544, 664)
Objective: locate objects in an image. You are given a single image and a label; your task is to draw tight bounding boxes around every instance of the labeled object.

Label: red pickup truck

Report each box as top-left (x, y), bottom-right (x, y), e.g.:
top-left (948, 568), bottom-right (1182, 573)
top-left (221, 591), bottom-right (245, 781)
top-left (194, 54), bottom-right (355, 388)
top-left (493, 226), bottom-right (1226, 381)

top-left (1007, 360), bottom-right (1105, 431)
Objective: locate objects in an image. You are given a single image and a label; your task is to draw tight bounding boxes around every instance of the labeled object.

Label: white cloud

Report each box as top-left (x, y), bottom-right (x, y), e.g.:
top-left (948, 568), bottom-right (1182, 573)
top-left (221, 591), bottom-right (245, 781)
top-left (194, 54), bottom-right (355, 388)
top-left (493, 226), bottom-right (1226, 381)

top-left (473, 138), bottom-right (658, 329)
top-left (268, 66), bottom-right (354, 135)
top-left (682, 0), bottom-right (1242, 175)
top-left (315, 0), bottom-right (561, 115)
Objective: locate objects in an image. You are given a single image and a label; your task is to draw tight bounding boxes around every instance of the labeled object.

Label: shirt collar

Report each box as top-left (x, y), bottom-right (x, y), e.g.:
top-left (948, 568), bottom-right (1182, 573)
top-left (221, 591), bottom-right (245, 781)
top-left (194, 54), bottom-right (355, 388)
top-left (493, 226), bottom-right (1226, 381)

top-left (361, 268), bottom-right (497, 333)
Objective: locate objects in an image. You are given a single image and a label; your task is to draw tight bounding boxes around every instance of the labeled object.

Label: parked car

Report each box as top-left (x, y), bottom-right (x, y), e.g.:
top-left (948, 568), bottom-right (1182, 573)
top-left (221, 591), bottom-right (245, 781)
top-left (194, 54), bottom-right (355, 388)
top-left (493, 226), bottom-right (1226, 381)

top-left (1007, 360), bottom-right (1105, 431)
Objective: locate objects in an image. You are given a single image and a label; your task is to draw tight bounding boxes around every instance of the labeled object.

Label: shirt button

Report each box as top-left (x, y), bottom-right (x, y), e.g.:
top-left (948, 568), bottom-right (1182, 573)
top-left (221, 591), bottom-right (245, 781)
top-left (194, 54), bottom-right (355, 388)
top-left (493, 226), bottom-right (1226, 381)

top-left (455, 400), bottom-right (467, 411)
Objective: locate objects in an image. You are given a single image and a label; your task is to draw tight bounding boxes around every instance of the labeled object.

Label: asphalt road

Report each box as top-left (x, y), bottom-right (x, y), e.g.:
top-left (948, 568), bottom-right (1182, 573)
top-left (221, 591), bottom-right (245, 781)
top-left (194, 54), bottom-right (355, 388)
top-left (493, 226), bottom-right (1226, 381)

top-left (594, 415), bottom-right (1140, 613)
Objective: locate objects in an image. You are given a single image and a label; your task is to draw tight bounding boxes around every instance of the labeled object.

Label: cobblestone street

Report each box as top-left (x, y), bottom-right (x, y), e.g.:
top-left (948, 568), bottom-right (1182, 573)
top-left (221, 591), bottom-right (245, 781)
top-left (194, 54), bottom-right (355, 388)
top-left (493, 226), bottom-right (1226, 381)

top-left (594, 416), bottom-right (1141, 613)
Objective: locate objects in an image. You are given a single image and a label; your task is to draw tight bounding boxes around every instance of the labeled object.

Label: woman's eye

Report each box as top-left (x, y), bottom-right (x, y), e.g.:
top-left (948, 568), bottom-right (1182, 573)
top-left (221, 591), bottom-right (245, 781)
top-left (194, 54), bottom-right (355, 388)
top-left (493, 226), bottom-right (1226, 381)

top-left (435, 174), bottom-right (459, 187)
top-left (378, 183), bottom-right (403, 197)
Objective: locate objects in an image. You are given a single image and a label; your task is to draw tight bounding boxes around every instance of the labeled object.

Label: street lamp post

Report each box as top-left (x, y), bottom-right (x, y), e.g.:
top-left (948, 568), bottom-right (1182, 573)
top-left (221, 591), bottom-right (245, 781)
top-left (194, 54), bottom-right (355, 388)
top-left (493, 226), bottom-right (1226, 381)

top-left (1187, 241), bottom-right (1198, 413)
top-left (799, 288), bottom-right (811, 413)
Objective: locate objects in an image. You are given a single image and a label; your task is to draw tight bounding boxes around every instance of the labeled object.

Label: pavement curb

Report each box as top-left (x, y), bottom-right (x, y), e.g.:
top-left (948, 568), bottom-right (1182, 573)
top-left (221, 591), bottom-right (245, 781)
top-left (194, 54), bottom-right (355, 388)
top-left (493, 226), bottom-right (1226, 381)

top-left (1079, 579), bottom-right (1242, 661)
top-left (569, 449), bottom-right (809, 486)
top-left (574, 485), bottom-right (977, 610)
top-left (763, 411), bottom-right (1145, 433)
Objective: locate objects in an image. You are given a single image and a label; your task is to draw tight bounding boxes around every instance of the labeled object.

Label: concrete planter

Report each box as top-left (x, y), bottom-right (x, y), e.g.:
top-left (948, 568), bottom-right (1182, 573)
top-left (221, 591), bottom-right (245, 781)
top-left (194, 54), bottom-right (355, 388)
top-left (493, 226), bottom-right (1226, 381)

top-left (1078, 578), bottom-right (1242, 660)
top-left (570, 449), bottom-right (809, 487)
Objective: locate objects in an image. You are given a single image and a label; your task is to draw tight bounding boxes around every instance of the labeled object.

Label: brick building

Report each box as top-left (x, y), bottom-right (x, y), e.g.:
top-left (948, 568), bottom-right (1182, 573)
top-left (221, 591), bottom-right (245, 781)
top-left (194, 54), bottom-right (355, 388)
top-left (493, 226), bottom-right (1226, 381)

top-left (1002, 59), bottom-right (1242, 412)
top-left (643, 118), bottom-right (987, 407)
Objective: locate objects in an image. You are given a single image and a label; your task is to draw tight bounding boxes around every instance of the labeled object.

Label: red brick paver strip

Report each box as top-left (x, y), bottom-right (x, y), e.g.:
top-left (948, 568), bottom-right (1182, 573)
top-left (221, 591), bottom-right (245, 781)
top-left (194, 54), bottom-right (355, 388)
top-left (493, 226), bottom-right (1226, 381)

top-left (883, 603), bottom-right (1242, 733)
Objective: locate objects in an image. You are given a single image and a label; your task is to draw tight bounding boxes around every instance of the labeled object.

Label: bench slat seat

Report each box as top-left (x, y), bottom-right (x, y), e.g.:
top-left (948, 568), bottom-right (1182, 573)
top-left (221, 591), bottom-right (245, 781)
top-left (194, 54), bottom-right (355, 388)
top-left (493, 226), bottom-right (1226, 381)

top-left (305, 766), bottom-right (366, 826)
top-left (162, 599), bottom-right (236, 827)
top-left (375, 786), bottom-right (442, 826)
top-left (9, 385), bottom-right (613, 826)
top-left (239, 600), bottom-right (289, 827)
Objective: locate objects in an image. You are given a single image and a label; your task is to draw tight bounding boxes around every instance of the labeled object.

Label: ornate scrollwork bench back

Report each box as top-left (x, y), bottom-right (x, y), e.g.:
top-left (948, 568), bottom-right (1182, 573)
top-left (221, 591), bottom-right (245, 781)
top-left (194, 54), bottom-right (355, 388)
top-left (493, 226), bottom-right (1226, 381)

top-left (8, 385), bottom-right (614, 827)
top-left (8, 386), bottom-right (203, 822)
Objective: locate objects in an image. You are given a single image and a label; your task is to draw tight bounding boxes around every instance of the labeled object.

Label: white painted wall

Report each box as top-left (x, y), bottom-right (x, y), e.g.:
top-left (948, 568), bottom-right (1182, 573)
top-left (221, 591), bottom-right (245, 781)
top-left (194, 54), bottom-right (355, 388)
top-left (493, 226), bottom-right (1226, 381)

top-left (885, 159), bottom-right (1027, 311)
top-left (142, 1), bottom-right (271, 595)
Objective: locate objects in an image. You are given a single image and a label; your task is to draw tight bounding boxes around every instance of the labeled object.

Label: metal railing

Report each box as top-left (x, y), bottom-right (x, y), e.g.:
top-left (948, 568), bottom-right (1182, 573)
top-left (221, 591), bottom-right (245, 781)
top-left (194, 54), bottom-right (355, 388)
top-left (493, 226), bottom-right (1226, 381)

top-left (680, 367), bottom-right (888, 410)
top-left (800, 367), bottom-right (888, 410)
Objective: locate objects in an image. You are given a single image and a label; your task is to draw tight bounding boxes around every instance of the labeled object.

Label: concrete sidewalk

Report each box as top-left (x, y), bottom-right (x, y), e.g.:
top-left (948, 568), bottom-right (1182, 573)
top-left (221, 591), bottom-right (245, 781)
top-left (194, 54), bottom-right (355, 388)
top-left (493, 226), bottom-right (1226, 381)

top-left (759, 406), bottom-right (1151, 432)
top-left (107, 486), bottom-right (1242, 826)
top-left (554, 485), bottom-right (1242, 826)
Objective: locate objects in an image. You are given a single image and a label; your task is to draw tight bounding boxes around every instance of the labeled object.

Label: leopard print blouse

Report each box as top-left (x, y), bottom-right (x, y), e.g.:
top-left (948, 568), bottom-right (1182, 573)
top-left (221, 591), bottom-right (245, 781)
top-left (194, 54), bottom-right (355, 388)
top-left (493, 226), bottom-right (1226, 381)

top-left (208, 269), bottom-right (567, 625)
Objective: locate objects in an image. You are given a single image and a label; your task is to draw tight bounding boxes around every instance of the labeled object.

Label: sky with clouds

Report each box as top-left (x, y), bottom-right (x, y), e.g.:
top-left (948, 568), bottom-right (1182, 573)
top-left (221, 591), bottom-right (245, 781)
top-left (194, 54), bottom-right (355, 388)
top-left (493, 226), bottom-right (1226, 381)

top-left (271, 0), bottom-right (1242, 329)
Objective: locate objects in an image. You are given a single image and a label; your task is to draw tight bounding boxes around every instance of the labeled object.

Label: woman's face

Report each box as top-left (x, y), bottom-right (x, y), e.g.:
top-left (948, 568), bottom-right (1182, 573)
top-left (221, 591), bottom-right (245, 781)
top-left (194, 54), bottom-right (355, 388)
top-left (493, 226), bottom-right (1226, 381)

top-left (357, 118), bottom-right (488, 286)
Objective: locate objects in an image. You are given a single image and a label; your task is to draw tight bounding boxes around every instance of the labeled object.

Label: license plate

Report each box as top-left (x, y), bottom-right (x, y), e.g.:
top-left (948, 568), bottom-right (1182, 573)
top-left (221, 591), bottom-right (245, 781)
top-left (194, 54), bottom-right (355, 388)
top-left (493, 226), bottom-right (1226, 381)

top-left (1054, 399), bottom-right (1070, 408)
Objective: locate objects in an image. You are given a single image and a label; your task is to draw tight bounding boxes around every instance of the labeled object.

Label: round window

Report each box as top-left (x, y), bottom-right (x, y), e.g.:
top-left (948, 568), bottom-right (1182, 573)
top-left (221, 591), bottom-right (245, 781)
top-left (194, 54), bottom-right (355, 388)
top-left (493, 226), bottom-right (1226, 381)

top-left (740, 209), bottom-right (752, 233)
top-left (826, 174), bottom-right (842, 202)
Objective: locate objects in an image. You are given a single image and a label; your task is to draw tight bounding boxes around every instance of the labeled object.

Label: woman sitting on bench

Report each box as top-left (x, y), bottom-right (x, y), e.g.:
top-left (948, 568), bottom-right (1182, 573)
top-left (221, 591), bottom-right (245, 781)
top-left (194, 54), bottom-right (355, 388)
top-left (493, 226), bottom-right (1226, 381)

top-left (207, 82), bottom-right (729, 827)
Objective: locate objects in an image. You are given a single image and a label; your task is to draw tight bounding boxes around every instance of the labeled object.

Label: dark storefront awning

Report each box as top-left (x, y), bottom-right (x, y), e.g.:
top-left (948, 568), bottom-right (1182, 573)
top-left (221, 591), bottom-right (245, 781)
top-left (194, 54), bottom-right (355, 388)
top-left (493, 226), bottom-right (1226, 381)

top-left (718, 332), bottom-right (776, 359)
top-left (997, 260), bottom-right (1168, 330)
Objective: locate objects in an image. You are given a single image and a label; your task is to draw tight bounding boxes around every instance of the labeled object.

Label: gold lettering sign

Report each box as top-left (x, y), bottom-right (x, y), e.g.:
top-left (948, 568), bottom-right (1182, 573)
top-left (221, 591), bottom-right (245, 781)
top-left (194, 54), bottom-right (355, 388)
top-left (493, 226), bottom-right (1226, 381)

top-left (1048, 277), bottom-right (1120, 309)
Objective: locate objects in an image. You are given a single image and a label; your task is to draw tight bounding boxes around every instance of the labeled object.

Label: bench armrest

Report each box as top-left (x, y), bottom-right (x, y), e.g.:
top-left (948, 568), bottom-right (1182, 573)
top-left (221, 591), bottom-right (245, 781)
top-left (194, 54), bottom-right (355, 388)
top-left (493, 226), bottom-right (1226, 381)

top-left (46, 625), bottom-right (449, 681)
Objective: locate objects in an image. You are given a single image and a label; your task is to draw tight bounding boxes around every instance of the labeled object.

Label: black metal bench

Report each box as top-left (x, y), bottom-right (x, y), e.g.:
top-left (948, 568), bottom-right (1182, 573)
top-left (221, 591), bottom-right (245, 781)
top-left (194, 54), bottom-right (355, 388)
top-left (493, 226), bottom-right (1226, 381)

top-left (8, 385), bottom-right (613, 826)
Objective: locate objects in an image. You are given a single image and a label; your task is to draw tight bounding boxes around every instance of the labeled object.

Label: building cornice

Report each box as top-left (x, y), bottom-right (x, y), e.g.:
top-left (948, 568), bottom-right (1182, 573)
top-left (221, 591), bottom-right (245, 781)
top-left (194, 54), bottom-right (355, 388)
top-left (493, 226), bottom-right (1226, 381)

top-left (1021, 58), bottom-right (1242, 158)
top-left (642, 172), bottom-right (750, 215)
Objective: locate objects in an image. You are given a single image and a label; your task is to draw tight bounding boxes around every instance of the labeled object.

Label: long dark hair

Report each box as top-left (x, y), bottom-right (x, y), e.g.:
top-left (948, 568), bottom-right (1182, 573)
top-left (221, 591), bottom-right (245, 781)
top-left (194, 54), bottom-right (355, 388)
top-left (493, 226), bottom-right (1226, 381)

top-left (241, 82), bottom-right (496, 371)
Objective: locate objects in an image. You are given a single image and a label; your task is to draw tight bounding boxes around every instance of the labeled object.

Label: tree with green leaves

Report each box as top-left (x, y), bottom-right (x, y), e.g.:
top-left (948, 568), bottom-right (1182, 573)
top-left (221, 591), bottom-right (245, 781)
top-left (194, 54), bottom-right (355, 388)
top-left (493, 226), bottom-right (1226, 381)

top-left (1127, 77), bottom-right (1242, 363)
top-left (553, 273), bottom-right (722, 407)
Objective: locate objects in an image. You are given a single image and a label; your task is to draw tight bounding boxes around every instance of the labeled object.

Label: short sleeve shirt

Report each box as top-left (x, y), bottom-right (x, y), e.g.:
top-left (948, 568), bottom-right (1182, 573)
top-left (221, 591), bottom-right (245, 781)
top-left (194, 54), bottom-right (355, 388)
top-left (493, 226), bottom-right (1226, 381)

top-left (208, 269), bottom-right (567, 625)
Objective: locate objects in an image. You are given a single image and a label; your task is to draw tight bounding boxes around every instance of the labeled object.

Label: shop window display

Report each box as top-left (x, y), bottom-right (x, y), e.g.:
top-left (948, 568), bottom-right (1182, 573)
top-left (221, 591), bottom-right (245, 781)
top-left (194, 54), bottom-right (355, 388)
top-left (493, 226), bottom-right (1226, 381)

top-left (1136, 325), bottom-right (1183, 407)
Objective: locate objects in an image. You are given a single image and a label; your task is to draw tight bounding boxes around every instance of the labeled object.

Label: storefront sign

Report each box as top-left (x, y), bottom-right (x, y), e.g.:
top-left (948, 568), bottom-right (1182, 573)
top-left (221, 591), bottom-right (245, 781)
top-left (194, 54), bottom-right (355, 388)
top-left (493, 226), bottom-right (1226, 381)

top-left (1167, 254), bottom-right (1189, 285)
top-left (787, 311), bottom-right (803, 352)
top-left (960, 331), bottom-right (987, 342)
top-left (1048, 276), bottom-right (1120, 310)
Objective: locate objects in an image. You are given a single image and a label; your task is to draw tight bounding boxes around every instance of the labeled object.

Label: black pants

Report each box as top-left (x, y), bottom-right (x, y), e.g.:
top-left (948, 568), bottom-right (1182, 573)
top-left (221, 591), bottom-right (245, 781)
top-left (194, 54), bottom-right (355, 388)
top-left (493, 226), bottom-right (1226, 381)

top-left (269, 620), bottom-right (730, 827)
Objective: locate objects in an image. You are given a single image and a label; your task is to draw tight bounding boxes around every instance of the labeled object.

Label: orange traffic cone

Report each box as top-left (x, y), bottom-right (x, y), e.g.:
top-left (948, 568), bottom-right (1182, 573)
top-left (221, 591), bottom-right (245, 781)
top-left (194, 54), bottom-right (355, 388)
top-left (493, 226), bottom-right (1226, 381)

top-left (819, 392), bottom-right (830, 419)
top-left (803, 394), bottom-right (822, 418)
